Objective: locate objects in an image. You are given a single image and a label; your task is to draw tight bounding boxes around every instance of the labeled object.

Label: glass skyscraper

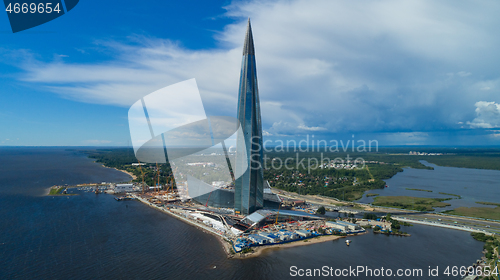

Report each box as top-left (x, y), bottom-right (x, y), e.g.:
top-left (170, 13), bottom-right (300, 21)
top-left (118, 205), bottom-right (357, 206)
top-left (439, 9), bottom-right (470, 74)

top-left (234, 19), bottom-right (265, 215)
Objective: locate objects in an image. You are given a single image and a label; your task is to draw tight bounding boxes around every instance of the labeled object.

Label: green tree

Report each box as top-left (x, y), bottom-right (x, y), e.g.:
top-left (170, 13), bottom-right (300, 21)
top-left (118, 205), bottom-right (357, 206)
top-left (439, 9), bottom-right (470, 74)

top-left (363, 213), bottom-right (378, 220)
top-left (316, 206), bottom-right (326, 215)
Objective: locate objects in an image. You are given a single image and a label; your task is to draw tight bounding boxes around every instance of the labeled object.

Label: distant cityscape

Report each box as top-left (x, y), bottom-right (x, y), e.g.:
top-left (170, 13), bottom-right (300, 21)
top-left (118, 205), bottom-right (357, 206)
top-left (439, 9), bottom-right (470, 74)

top-left (408, 151), bottom-right (443, 156)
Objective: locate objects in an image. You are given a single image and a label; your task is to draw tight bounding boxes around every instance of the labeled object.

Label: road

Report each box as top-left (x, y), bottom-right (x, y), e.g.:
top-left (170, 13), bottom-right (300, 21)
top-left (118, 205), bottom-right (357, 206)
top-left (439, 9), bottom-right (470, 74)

top-left (271, 187), bottom-right (500, 234)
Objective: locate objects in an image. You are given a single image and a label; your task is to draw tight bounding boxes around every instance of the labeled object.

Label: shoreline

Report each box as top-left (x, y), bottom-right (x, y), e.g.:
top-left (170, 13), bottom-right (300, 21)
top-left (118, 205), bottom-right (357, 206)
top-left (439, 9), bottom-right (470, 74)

top-left (101, 164), bottom-right (137, 181)
top-left (234, 234), bottom-right (352, 259)
top-left (130, 194), bottom-right (236, 257)
top-left (129, 194), bottom-right (361, 259)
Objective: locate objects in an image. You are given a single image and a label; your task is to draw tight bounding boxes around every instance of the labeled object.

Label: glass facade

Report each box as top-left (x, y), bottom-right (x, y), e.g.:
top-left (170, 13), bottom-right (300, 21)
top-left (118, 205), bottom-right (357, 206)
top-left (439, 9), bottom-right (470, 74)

top-left (234, 19), bottom-right (264, 215)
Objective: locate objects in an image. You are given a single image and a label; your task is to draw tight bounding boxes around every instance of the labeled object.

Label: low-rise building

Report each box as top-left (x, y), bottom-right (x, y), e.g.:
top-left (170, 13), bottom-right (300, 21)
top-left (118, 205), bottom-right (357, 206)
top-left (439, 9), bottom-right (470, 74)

top-left (325, 221), bottom-right (349, 232)
top-left (259, 233), bottom-right (279, 243)
top-left (248, 234), bottom-right (269, 245)
top-left (277, 229), bottom-right (299, 241)
top-left (336, 221), bottom-right (361, 231)
top-left (114, 183), bottom-right (134, 193)
top-left (295, 229), bottom-right (312, 238)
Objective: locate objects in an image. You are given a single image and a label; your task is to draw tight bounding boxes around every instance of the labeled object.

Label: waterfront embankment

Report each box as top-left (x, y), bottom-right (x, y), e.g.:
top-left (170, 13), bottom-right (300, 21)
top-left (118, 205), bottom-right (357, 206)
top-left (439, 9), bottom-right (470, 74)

top-left (129, 194), bottom-right (365, 259)
top-left (235, 234), bottom-right (358, 259)
top-left (130, 194), bottom-right (235, 257)
top-left (392, 217), bottom-right (494, 235)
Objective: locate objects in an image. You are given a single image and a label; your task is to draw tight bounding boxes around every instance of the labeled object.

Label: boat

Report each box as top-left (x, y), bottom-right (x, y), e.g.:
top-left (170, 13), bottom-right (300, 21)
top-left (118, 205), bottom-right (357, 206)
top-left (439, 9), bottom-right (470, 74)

top-left (345, 240), bottom-right (351, 246)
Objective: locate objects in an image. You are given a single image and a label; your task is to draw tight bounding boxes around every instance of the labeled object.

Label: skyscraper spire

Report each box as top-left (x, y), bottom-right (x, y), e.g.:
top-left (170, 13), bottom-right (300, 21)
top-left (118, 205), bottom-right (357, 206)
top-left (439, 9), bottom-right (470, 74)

top-left (243, 18), bottom-right (255, 55)
top-left (234, 18), bottom-right (264, 215)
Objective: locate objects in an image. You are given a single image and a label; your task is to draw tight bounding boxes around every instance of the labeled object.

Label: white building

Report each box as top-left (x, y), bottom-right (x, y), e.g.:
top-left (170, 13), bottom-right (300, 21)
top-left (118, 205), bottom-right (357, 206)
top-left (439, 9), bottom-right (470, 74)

top-left (115, 183), bottom-right (134, 193)
top-left (325, 221), bottom-right (349, 232)
top-left (336, 221), bottom-right (362, 231)
top-left (295, 230), bottom-right (312, 238)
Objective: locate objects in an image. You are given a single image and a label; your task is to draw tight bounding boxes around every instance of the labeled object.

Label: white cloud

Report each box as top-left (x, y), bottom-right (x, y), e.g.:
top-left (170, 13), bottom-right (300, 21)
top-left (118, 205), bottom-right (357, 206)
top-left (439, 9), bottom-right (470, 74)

top-left (297, 125), bottom-right (327, 131)
top-left (10, 0), bottom-right (500, 137)
top-left (467, 101), bottom-right (500, 128)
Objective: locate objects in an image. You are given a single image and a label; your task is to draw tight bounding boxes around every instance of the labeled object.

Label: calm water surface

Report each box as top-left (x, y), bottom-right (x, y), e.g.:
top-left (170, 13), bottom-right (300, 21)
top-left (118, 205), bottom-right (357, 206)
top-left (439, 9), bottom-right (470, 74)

top-left (0, 148), bottom-right (485, 279)
top-left (358, 161), bottom-right (500, 210)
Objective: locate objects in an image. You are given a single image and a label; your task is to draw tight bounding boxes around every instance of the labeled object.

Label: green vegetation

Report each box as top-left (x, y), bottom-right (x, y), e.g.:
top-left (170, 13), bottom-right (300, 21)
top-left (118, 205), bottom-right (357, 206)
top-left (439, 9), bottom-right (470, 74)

top-left (476, 201), bottom-right (500, 207)
top-left (240, 247), bottom-right (254, 254)
top-left (81, 148), bottom-right (175, 187)
top-left (266, 148), bottom-right (500, 201)
top-left (363, 213), bottom-right (378, 220)
top-left (316, 206), bottom-right (326, 215)
top-left (79, 147), bottom-right (500, 205)
top-left (406, 188), bottom-right (432, 192)
top-left (425, 155), bottom-right (500, 171)
top-left (366, 193), bottom-right (379, 197)
top-left (438, 192), bottom-right (462, 199)
top-left (365, 147), bottom-right (500, 171)
top-left (266, 163), bottom-right (386, 201)
top-left (49, 187), bottom-right (65, 195)
top-left (372, 196), bottom-right (451, 211)
top-left (48, 187), bottom-right (76, 196)
top-left (264, 151), bottom-right (407, 201)
top-left (377, 214), bottom-right (411, 235)
top-left (444, 206), bottom-right (500, 220)
top-left (471, 232), bottom-right (495, 242)
top-left (317, 227), bottom-right (326, 234)
top-left (471, 233), bottom-right (500, 267)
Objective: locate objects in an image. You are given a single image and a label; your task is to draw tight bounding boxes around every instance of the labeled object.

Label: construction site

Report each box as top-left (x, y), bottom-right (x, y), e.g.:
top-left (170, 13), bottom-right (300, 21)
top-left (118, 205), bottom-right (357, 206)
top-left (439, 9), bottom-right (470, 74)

top-left (97, 162), bottom-right (367, 254)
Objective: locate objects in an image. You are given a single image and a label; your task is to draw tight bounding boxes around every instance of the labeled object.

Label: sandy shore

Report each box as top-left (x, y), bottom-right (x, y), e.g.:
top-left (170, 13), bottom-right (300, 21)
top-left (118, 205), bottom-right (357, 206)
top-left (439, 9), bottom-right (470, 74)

top-left (113, 168), bottom-right (137, 180)
top-left (99, 164), bottom-right (137, 181)
top-left (233, 234), bottom-right (357, 259)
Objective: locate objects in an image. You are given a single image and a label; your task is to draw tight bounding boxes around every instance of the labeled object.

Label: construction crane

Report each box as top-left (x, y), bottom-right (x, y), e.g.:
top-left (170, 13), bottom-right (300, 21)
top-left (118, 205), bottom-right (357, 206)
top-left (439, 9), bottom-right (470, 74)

top-left (275, 196), bottom-right (283, 224)
top-left (205, 185), bottom-right (215, 207)
top-left (156, 162), bottom-right (160, 195)
top-left (138, 160), bottom-right (146, 194)
top-left (221, 141), bottom-right (235, 183)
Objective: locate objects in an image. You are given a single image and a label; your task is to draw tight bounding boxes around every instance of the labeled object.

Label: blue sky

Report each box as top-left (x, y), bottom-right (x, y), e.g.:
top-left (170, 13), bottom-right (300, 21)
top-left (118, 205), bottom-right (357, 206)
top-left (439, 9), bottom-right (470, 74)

top-left (1, 0), bottom-right (500, 146)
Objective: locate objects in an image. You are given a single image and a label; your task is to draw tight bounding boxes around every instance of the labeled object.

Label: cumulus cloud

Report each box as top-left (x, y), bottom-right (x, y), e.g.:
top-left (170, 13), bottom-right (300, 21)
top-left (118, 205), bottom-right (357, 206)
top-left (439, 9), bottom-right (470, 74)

top-left (297, 125), bottom-right (327, 131)
top-left (9, 0), bottom-right (500, 140)
top-left (467, 101), bottom-right (500, 128)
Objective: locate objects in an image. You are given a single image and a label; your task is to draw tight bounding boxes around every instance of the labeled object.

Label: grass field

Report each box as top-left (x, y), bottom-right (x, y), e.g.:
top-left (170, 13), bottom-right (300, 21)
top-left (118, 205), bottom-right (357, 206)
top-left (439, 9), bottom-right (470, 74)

top-left (438, 192), bottom-right (462, 198)
top-left (372, 196), bottom-right (451, 211)
top-left (445, 206), bottom-right (500, 220)
top-left (48, 187), bottom-right (76, 196)
top-left (476, 201), bottom-right (500, 207)
top-left (49, 187), bottom-right (65, 195)
top-left (405, 188), bottom-right (433, 192)
top-left (366, 193), bottom-right (379, 197)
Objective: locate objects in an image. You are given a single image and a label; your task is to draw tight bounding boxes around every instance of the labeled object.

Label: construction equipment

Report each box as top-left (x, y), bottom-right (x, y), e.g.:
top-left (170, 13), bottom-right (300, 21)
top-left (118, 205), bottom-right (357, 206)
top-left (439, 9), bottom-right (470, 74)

top-left (138, 160), bottom-right (146, 194)
top-left (275, 196), bottom-right (282, 224)
top-left (156, 162), bottom-right (161, 194)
